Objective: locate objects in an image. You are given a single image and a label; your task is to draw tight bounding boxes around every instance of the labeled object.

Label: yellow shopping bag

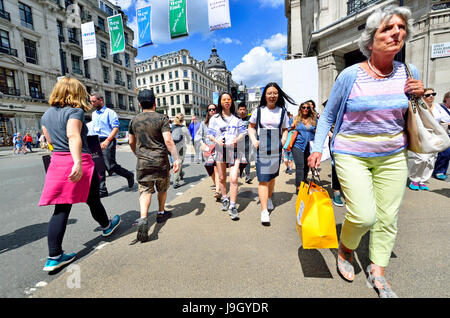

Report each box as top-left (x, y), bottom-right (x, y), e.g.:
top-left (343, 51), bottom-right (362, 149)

top-left (295, 180), bottom-right (338, 249)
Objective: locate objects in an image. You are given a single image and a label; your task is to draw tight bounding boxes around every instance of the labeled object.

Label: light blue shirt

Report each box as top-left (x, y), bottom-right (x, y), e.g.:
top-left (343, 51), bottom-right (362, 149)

top-left (91, 106), bottom-right (120, 138)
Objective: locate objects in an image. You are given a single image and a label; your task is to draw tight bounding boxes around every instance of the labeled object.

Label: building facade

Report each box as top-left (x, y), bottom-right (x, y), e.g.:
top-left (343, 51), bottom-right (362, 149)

top-left (285, 0), bottom-right (450, 110)
top-left (0, 0), bottom-right (138, 146)
top-left (135, 48), bottom-right (235, 123)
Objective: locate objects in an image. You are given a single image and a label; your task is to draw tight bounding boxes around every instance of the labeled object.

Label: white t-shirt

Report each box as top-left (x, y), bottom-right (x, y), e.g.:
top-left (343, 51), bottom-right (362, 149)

top-left (249, 106), bottom-right (290, 131)
top-left (207, 113), bottom-right (246, 144)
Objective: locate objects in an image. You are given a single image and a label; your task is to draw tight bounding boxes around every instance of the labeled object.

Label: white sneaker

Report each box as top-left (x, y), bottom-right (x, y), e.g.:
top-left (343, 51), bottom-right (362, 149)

top-left (261, 209), bottom-right (270, 226)
top-left (267, 198), bottom-right (274, 210)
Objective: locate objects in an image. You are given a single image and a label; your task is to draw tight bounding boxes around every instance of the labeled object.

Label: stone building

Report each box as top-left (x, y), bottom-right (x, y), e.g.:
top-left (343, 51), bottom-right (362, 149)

top-left (285, 0), bottom-right (450, 110)
top-left (0, 0), bottom-right (138, 146)
top-left (135, 47), bottom-right (236, 123)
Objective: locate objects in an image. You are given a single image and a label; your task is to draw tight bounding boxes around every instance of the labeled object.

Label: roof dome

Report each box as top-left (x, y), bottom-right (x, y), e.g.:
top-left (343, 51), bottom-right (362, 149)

top-left (206, 47), bottom-right (227, 70)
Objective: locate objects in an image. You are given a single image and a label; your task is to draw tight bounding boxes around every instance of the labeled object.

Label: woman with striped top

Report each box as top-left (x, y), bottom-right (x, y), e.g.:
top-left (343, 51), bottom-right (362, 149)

top-left (308, 5), bottom-right (424, 298)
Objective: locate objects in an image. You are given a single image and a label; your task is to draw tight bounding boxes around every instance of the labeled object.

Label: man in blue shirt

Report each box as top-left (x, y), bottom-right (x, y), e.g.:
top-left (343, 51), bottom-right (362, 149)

top-left (188, 115), bottom-right (201, 163)
top-left (90, 93), bottom-right (134, 197)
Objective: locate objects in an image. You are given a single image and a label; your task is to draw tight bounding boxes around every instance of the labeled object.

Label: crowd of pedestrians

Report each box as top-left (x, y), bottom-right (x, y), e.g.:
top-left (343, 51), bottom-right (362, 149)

top-left (31, 4), bottom-right (448, 299)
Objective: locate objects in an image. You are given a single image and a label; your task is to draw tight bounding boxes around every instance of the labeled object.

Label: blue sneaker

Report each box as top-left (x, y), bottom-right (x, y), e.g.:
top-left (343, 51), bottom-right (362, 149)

top-left (102, 215), bottom-right (121, 237)
top-left (43, 252), bottom-right (76, 272)
top-left (332, 192), bottom-right (344, 207)
top-left (419, 183), bottom-right (429, 191)
top-left (435, 173), bottom-right (447, 180)
top-left (409, 181), bottom-right (420, 191)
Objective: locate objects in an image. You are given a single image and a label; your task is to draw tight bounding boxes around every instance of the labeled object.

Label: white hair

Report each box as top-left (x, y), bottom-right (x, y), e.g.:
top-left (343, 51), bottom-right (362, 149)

top-left (358, 5), bottom-right (414, 58)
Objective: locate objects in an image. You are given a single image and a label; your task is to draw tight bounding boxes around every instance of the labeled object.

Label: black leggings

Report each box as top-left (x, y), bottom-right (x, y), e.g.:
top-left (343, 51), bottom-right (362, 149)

top-left (47, 172), bottom-right (110, 257)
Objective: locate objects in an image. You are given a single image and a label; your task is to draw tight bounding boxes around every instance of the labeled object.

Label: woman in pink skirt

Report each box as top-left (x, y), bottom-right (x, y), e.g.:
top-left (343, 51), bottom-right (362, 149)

top-left (39, 77), bottom-right (121, 272)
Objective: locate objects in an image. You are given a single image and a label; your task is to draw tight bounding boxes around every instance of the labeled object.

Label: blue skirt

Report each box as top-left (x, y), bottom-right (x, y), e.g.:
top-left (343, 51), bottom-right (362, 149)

top-left (256, 130), bottom-right (282, 182)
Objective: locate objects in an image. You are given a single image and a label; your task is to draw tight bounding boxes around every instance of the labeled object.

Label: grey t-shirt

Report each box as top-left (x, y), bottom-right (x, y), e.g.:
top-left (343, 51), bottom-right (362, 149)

top-left (41, 106), bottom-right (91, 154)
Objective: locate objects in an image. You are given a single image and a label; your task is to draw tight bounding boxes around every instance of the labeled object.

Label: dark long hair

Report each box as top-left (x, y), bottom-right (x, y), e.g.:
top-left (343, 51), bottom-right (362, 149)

top-left (216, 92), bottom-right (236, 119)
top-left (259, 82), bottom-right (296, 109)
top-left (205, 103), bottom-right (217, 126)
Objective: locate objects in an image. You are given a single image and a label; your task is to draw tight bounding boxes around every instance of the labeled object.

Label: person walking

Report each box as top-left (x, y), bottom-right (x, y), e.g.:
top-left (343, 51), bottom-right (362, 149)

top-left (171, 113), bottom-right (191, 188)
top-left (23, 132), bottom-right (33, 152)
top-left (207, 92), bottom-right (247, 221)
top-left (248, 83), bottom-right (294, 226)
top-left (89, 93), bottom-right (134, 198)
top-left (195, 103), bottom-right (221, 200)
top-left (189, 115), bottom-right (202, 163)
top-left (432, 91), bottom-right (450, 180)
top-left (237, 102), bottom-right (252, 184)
top-left (291, 102), bottom-right (317, 193)
top-left (39, 77), bottom-right (121, 272)
top-left (128, 89), bottom-right (180, 242)
top-left (407, 88), bottom-right (442, 190)
top-left (308, 5), bottom-right (424, 297)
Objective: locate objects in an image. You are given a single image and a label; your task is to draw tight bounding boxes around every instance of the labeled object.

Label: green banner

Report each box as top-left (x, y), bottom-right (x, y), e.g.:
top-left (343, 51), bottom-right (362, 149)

top-left (107, 14), bottom-right (125, 54)
top-left (169, 0), bottom-right (188, 39)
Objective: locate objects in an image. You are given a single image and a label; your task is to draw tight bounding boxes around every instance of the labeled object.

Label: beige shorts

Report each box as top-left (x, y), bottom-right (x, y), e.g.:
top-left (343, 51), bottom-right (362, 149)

top-left (138, 175), bottom-right (170, 195)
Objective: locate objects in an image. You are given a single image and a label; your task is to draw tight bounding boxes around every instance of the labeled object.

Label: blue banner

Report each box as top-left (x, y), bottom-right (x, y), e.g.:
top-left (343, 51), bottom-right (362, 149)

top-left (137, 5), bottom-right (153, 48)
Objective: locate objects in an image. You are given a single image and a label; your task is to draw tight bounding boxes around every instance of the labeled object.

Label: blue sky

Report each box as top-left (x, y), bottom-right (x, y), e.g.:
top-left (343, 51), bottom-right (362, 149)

top-left (114, 0), bottom-right (287, 87)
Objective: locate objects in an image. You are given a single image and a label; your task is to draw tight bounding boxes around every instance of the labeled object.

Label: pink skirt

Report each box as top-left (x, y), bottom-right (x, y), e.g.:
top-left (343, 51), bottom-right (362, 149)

top-left (39, 152), bottom-right (95, 206)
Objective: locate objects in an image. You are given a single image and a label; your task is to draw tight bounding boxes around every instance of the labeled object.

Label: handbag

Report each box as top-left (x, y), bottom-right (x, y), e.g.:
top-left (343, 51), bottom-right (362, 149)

top-left (202, 143), bottom-right (215, 159)
top-left (405, 64), bottom-right (450, 154)
top-left (295, 171), bottom-right (338, 249)
top-left (284, 129), bottom-right (298, 152)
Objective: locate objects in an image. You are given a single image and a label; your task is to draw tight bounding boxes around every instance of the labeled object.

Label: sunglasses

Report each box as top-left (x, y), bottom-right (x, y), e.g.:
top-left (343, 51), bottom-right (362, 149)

top-left (301, 106), bottom-right (310, 110)
top-left (424, 93), bottom-right (436, 97)
top-left (208, 108), bottom-right (216, 112)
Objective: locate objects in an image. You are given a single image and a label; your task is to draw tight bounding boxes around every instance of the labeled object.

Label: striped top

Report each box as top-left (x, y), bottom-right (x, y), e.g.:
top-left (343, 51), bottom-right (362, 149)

top-left (334, 61), bottom-right (409, 157)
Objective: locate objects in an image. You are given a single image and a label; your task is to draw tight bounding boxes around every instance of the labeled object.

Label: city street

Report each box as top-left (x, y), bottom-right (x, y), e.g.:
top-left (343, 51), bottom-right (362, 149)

top-left (0, 144), bottom-right (208, 297)
top-left (0, 144), bottom-right (447, 299)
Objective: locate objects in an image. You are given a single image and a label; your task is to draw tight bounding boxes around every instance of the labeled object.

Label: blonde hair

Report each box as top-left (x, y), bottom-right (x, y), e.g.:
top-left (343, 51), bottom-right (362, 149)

top-left (49, 76), bottom-right (92, 112)
top-left (173, 113), bottom-right (184, 125)
top-left (293, 102), bottom-right (317, 128)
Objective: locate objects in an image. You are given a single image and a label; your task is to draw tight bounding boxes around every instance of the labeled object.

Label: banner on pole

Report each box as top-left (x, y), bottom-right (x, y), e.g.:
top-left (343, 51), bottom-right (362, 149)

top-left (208, 0), bottom-right (231, 31)
top-left (81, 21), bottom-right (97, 60)
top-left (107, 14), bottom-right (125, 54)
top-left (137, 5), bottom-right (153, 48)
top-left (169, 0), bottom-right (188, 39)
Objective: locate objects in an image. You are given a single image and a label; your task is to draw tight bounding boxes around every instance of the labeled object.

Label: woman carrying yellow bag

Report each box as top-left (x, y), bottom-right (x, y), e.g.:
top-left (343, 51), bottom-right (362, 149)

top-left (308, 5), bottom-right (424, 298)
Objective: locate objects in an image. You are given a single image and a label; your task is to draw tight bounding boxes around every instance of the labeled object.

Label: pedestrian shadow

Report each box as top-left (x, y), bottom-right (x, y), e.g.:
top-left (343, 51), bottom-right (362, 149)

top-left (236, 188), bottom-right (258, 213)
top-left (431, 187), bottom-right (450, 198)
top-left (298, 223), bottom-right (398, 279)
top-left (0, 219), bottom-right (78, 255)
top-left (166, 196), bottom-right (205, 217)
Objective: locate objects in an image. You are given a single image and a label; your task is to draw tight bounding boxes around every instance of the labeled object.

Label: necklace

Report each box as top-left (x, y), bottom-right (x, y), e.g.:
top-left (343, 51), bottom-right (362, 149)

top-left (368, 59), bottom-right (394, 77)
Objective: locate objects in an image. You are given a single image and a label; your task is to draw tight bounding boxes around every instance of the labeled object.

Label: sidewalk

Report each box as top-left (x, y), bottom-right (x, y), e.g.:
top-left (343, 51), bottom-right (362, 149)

top-left (0, 146), bottom-right (50, 158)
top-left (32, 159), bottom-right (449, 298)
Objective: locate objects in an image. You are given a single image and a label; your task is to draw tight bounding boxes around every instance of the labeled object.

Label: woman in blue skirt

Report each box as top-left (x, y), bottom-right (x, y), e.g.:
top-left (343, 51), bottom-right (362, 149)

top-left (248, 83), bottom-right (295, 226)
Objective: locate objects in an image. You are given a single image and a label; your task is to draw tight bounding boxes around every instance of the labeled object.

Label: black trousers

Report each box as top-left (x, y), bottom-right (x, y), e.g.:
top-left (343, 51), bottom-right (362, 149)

top-left (99, 138), bottom-right (132, 194)
top-left (292, 146), bottom-right (310, 188)
top-left (47, 172), bottom-right (110, 257)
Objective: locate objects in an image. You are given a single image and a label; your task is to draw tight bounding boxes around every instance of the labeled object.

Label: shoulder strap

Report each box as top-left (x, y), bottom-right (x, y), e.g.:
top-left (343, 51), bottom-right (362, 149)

top-left (279, 107), bottom-right (286, 128)
top-left (256, 107), bottom-right (262, 130)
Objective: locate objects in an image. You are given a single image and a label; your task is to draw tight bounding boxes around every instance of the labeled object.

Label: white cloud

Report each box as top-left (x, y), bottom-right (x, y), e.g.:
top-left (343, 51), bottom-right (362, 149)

top-left (217, 37), bottom-right (242, 45)
top-left (127, 0), bottom-right (209, 47)
top-left (257, 0), bottom-right (285, 8)
top-left (231, 46), bottom-right (282, 88)
top-left (262, 33), bottom-right (287, 53)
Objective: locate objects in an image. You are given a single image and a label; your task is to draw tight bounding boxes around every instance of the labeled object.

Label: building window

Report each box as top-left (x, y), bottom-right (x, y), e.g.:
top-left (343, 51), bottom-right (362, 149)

top-left (19, 2), bottom-right (33, 30)
top-left (98, 16), bottom-right (105, 32)
top-left (162, 84), bottom-right (165, 93)
top-left (150, 76), bottom-right (153, 83)
top-left (185, 95), bottom-right (189, 104)
top-left (127, 74), bottom-right (132, 89)
top-left (184, 81), bottom-right (188, 90)
top-left (176, 95), bottom-right (180, 104)
top-left (170, 83), bottom-right (173, 91)
top-left (118, 94), bottom-right (125, 110)
top-left (57, 20), bottom-right (64, 42)
top-left (105, 90), bottom-right (113, 108)
top-left (0, 30), bottom-right (17, 56)
top-left (125, 53), bottom-right (130, 68)
top-left (113, 53), bottom-right (122, 65)
top-left (100, 41), bottom-right (107, 58)
top-left (170, 96), bottom-right (174, 105)
top-left (128, 96), bottom-right (135, 110)
top-left (84, 60), bottom-right (90, 78)
top-left (162, 97), bottom-right (166, 106)
top-left (175, 70), bottom-right (179, 78)
top-left (115, 70), bottom-right (123, 86)
top-left (102, 66), bottom-right (109, 83)
top-left (171, 108), bottom-right (175, 116)
top-left (71, 55), bottom-right (82, 74)
top-left (28, 74), bottom-right (43, 99)
top-left (137, 78), bottom-right (141, 86)
top-left (156, 86), bottom-right (159, 94)
top-left (182, 56), bottom-right (187, 64)
top-left (169, 72), bottom-right (172, 79)
top-left (0, 67), bottom-right (18, 95)
top-left (185, 108), bottom-right (191, 115)
top-left (124, 32), bottom-right (128, 45)
top-left (24, 39), bottom-right (38, 64)
top-left (175, 82), bottom-right (179, 90)
top-left (161, 73), bottom-right (165, 81)
top-left (184, 70), bottom-right (188, 78)
top-left (347, 0), bottom-right (379, 15)
top-left (155, 74), bottom-right (159, 82)
top-left (68, 27), bottom-right (79, 45)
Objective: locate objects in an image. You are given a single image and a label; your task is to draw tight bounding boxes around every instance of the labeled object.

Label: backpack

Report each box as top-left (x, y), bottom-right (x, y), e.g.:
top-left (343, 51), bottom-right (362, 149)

top-left (172, 125), bottom-right (183, 144)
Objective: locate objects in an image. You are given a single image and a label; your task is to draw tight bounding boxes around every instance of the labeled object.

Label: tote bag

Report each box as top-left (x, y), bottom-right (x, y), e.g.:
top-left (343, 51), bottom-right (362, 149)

top-left (295, 179), bottom-right (338, 249)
